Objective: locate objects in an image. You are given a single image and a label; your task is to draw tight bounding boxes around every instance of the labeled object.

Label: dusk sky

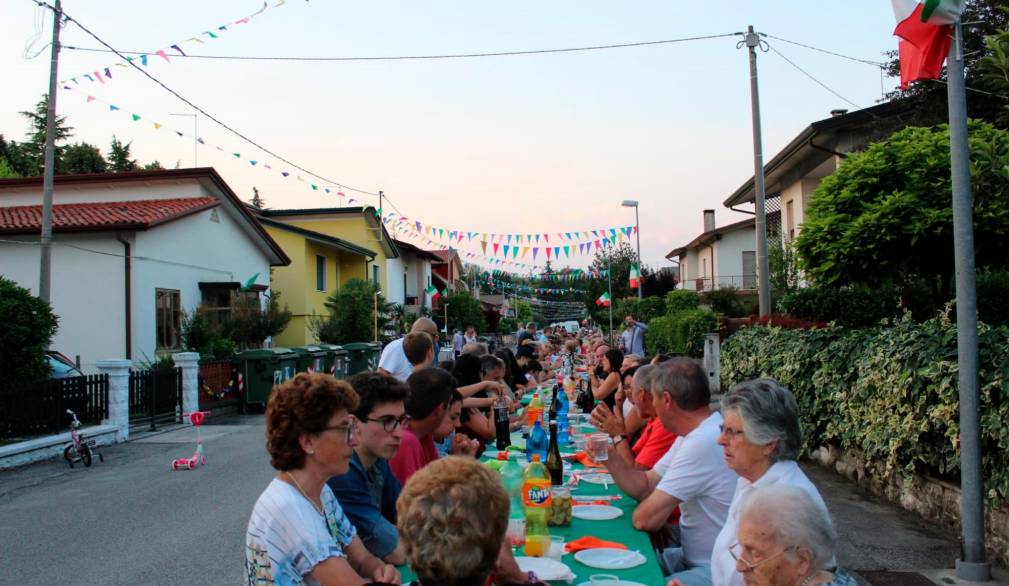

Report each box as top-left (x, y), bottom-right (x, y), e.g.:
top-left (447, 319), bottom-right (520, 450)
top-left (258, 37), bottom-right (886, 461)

top-left (2, 1), bottom-right (900, 273)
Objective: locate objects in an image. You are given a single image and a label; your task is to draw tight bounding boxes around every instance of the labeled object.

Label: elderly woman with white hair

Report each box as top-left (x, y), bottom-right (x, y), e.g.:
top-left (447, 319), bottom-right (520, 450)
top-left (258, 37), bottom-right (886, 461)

top-left (703, 378), bottom-right (832, 586)
top-left (729, 484), bottom-right (856, 586)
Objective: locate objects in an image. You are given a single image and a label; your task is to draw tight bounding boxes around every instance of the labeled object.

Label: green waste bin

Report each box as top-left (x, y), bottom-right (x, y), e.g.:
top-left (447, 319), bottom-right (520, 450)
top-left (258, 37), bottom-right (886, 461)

top-left (316, 343), bottom-right (349, 379)
top-left (345, 342), bottom-right (383, 375)
top-left (234, 347), bottom-right (297, 410)
top-left (291, 345), bottom-right (327, 375)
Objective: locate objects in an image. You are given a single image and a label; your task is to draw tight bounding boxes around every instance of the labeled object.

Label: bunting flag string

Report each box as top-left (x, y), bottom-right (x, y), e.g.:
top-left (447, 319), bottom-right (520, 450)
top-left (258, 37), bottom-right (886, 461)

top-left (60, 1), bottom-right (289, 87)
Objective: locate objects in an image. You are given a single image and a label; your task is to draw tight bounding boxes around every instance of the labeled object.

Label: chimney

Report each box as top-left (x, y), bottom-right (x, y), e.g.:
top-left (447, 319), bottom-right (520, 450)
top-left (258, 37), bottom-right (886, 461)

top-left (830, 108), bottom-right (848, 117)
top-left (703, 209), bottom-right (715, 232)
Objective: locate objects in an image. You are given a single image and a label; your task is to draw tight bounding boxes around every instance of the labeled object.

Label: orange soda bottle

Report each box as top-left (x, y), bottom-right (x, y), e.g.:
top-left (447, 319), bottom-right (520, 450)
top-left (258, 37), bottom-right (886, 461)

top-left (522, 454), bottom-right (552, 556)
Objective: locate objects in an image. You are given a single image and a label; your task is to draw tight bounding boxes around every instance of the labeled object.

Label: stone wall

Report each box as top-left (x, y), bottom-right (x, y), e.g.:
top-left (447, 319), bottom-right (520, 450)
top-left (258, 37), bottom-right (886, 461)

top-left (810, 444), bottom-right (1009, 569)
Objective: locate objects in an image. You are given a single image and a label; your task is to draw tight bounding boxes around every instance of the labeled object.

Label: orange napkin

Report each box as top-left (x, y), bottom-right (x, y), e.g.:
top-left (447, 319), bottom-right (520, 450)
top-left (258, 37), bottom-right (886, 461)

top-left (573, 499), bottom-right (614, 506)
top-left (565, 536), bottom-right (629, 553)
top-left (574, 451), bottom-right (605, 468)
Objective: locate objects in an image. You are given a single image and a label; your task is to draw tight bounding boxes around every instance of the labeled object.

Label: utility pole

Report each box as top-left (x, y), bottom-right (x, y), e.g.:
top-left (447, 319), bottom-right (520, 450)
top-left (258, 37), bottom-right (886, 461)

top-left (607, 255), bottom-right (613, 341)
top-left (39, 0), bottom-right (63, 304)
top-left (947, 20), bottom-right (990, 583)
top-left (743, 25), bottom-right (771, 317)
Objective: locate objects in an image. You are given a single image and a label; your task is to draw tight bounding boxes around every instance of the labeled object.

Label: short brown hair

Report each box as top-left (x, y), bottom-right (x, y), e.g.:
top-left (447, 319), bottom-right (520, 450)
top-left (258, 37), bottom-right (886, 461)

top-left (265, 373), bottom-right (359, 471)
top-left (397, 456), bottom-right (508, 585)
top-left (403, 331), bottom-right (433, 366)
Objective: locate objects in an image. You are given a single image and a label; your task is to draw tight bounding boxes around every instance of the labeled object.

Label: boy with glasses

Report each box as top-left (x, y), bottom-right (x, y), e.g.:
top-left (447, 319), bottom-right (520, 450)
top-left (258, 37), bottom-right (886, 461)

top-left (328, 372), bottom-right (410, 565)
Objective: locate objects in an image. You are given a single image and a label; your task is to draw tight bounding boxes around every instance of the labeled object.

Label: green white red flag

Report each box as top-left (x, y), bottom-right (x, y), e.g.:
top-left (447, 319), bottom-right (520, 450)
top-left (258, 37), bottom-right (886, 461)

top-left (629, 264), bottom-right (640, 289)
top-left (891, 0), bottom-right (964, 89)
top-left (426, 285), bottom-right (440, 302)
top-left (595, 292), bottom-right (611, 307)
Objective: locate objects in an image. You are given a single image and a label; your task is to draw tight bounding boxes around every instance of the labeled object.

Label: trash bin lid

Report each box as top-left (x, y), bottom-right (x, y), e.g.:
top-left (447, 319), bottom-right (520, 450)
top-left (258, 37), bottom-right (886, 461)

top-left (316, 343), bottom-right (347, 354)
top-left (343, 342), bottom-right (372, 351)
top-left (236, 347), bottom-right (296, 359)
top-left (290, 345), bottom-right (326, 356)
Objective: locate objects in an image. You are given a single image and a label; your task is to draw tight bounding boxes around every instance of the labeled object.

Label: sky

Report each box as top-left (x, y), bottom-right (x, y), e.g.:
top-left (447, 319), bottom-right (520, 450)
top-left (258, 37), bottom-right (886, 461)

top-left (1, 1), bottom-right (901, 274)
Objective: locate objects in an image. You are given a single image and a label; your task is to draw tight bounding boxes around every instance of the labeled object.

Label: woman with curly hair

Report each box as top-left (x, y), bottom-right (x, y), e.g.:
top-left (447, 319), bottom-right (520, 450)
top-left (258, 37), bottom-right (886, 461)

top-left (245, 373), bottom-right (400, 586)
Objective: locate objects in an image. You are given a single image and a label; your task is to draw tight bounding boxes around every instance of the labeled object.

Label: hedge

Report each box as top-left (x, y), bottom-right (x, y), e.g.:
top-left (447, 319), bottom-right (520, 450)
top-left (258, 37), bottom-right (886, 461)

top-left (646, 308), bottom-right (718, 357)
top-left (720, 313), bottom-right (1009, 506)
top-left (777, 286), bottom-right (899, 327)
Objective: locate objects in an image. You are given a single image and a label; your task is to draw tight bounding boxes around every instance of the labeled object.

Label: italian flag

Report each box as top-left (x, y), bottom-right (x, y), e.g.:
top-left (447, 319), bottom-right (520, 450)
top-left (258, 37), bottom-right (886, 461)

top-left (629, 264), bottom-right (640, 289)
top-left (595, 292), bottom-right (611, 307)
top-left (891, 0), bottom-right (964, 89)
top-left (426, 285), bottom-right (440, 302)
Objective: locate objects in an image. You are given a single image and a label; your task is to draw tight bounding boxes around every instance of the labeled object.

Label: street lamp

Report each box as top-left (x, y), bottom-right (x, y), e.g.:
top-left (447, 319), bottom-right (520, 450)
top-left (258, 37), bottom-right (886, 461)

top-left (621, 200), bottom-right (642, 299)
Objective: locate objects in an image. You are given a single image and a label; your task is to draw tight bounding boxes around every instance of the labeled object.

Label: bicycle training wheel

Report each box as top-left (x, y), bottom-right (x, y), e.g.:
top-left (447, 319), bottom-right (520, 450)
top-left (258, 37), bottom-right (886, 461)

top-left (80, 444), bottom-right (93, 467)
top-left (63, 445), bottom-right (75, 468)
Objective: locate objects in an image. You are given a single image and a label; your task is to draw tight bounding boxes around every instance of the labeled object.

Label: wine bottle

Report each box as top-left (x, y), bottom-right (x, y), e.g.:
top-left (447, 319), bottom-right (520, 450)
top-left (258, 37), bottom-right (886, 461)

top-left (546, 421), bottom-right (563, 485)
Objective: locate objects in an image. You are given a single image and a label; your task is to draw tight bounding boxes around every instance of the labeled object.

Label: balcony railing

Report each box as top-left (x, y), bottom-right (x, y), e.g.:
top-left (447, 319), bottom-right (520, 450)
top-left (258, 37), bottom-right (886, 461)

top-left (680, 275), bottom-right (757, 291)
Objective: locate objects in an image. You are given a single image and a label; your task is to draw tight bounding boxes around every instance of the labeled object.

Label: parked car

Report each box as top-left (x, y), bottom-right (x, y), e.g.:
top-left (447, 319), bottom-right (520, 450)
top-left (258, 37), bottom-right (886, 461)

top-left (46, 351), bottom-right (83, 379)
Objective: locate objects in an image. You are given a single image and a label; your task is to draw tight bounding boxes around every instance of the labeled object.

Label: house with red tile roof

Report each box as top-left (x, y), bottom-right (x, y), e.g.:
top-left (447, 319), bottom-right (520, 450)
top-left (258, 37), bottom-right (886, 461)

top-left (0, 168), bottom-right (289, 371)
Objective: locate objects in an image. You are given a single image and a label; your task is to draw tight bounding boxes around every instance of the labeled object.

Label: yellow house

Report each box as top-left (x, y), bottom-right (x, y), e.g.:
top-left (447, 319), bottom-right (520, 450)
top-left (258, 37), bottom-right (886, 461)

top-left (256, 206), bottom-right (399, 346)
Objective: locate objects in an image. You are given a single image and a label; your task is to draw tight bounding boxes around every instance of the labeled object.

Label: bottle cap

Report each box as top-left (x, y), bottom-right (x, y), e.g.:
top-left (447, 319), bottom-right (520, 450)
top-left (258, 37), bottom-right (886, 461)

top-left (531, 454), bottom-right (541, 462)
top-left (497, 452), bottom-right (509, 461)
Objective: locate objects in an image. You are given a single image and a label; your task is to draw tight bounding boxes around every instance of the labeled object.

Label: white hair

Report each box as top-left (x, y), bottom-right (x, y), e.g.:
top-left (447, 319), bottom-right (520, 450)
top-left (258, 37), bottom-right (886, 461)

top-left (739, 484), bottom-right (836, 571)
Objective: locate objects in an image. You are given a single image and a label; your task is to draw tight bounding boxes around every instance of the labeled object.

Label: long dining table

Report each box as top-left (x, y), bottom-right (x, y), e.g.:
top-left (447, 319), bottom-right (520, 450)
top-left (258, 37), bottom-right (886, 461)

top-left (397, 419), bottom-right (667, 585)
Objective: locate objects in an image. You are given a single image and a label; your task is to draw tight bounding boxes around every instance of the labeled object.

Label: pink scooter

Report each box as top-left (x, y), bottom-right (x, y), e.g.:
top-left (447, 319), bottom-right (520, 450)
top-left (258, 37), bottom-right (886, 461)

top-left (171, 411), bottom-right (210, 471)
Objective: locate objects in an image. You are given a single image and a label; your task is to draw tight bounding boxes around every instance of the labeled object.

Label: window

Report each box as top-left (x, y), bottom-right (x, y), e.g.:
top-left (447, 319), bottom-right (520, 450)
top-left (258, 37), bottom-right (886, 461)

top-left (372, 264), bottom-right (380, 286)
top-left (156, 289), bottom-right (182, 350)
top-left (316, 255), bottom-right (326, 291)
top-left (742, 251), bottom-right (756, 289)
top-left (403, 273), bottom-right (408, 298)
top-left (786, 200), bottom-right (795, 241)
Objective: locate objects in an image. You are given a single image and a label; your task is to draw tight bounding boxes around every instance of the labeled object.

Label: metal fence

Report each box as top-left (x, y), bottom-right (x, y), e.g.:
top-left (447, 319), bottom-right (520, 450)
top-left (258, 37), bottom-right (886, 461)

top-left (0, 374), bottom-right (109, 439)
top-left (683, 275), bottom-right (758, 292)
top-left (198, 360), bottom-right (239, 411)
top-left (129, 367), bottom-right (183, 430)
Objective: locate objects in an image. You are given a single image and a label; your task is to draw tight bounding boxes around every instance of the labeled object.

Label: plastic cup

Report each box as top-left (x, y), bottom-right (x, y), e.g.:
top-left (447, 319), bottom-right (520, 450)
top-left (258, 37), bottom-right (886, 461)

top-left (589, 575), bottom-right (620, 586)
top-left (525, 534), bottom-right (550, 557)
top-left (589, 433), bottom-right (610, 462)
top-left (506, 517), bottom-right (525, 547)
top-left (548, 535), bottom-right (566, 560)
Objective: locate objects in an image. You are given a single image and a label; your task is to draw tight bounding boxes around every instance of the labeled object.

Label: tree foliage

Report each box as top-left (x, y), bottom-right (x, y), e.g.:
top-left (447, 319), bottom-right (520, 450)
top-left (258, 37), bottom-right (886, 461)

top-left (107, 136), bottom-right (138, 172)
top-left (62, 142), bottom-right (108, 174)
top-left (441, 291), bottom-right (487, 334)
top-left (0, 276), bottom-right (59, 383)
top-left (314, 279), bottom-right (392, 344)
top-left (796, 121), bottom-right (1009, 306)
top-left (977, 9), bottom-right (1009, 127)
top-left (18, 94), bottom-right (73, 175)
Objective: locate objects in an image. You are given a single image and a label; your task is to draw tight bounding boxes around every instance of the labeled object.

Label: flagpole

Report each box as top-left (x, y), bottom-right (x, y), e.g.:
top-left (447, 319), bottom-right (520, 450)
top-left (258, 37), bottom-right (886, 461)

top-left (947, 19), bottom-right (990, 583)
top-left (607, 255), bottom-right (613, 342)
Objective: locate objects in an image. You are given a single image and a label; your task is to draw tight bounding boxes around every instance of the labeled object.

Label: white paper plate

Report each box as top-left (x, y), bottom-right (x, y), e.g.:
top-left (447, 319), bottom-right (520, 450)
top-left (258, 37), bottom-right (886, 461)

top-left (579, 473), bottom-right (614, 485)
top-left (515, 556), bottom-right (576, 581)
top-left (573, 548), bottom-right (647, 570)
top-left (571, 504), bottom-right (623, 520)
top-left (574, 581), bottom-right (647, 586)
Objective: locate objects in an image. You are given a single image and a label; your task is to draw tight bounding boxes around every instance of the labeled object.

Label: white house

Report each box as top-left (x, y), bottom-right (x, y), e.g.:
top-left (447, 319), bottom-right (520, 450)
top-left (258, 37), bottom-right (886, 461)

top-left (387, 239), bottom-right (436, 314)
top-left (0, 168), bottom-right (290, 372)
top-left (666, 210), bottom-right (756, 291)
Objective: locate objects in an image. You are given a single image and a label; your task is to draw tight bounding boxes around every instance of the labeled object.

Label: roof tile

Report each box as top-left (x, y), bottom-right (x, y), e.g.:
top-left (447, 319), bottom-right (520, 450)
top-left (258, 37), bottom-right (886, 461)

top-left (0, 197), bottom-right (218, 233)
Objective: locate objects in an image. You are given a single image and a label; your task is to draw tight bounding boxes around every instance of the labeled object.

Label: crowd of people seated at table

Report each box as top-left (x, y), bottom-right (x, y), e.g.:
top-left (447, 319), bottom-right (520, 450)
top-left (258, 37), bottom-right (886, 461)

top-left (245, 316), bottom-right (853, 586)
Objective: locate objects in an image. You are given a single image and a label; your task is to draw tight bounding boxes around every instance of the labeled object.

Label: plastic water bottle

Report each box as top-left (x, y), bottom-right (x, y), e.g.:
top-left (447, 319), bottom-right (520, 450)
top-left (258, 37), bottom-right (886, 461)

top-left (500, 452), bottom-right (525, 519)
top-left (557, 410), bottom-right (570, 445)
top-left (522, 454), bottom-right (552, 557)
top-left (527, 420), bottom-right (548, 462)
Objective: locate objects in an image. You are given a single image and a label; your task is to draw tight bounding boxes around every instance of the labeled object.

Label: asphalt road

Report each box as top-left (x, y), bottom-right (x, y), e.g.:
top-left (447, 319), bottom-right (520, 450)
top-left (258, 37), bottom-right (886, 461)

top-left (0, 415), bottom-right (275, 585)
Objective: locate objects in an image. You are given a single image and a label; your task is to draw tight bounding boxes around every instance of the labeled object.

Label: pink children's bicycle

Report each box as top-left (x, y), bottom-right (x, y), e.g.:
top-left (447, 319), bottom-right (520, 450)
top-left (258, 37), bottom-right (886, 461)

top-left (64, 409), bottom-right (103, 468)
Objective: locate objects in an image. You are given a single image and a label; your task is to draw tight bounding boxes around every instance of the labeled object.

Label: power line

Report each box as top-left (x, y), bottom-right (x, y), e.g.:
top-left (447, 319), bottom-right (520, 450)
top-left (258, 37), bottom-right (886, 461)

top-left (764, 34), bottom-right (886, 67)
top-left (29, 0), bottom-right (381, 199)
top-left (61, 32), bottom-right (740, 62)
top-left (766, 42), bottom-right (863, 110)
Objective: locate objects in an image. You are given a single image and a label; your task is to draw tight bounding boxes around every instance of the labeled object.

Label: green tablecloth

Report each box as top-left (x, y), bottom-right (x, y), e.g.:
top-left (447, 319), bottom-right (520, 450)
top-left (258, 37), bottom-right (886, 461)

top-left (398, 428), bottom-right (666, 585)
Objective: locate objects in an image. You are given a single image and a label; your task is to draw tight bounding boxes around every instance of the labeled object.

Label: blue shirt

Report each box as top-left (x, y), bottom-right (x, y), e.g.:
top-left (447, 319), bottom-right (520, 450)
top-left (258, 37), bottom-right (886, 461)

top-left (327, 452), bottom-right (401, 559)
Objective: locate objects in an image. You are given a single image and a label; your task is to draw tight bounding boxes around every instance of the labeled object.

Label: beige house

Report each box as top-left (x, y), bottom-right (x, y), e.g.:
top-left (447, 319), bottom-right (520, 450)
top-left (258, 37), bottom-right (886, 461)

top-left (666, 210), bottom-right (756, 292)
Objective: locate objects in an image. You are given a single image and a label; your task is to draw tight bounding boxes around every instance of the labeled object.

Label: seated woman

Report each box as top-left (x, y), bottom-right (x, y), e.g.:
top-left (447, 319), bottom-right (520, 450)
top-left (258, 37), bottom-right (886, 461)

top-left (398, 456), bottom-right (547, 586)
top-left (726, 485), bottom-right (857, 586)
top-left (245, 373), bottom-right (399, 586)
top-left (589, 348), bottom-right (623, 408)
top-left (708, 378), bottom-right (832, 586)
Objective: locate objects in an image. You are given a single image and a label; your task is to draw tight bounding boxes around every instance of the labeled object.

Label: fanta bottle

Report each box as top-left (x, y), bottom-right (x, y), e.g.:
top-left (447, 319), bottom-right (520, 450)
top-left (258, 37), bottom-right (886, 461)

top-left (526, 391), bottom-right (543, 428)
top-left (522, 454), bottom-right (552, 556)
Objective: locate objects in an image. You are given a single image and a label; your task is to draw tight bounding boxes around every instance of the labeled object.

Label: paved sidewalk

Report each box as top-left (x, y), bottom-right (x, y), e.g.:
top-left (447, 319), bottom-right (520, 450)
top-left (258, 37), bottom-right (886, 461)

top-left (803, 463), bottom-right (1008, 586)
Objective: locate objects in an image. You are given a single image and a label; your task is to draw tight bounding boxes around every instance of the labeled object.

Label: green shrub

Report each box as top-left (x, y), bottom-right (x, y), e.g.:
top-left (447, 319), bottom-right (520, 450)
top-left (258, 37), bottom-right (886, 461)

top-left (0, 276), bottom-right (59, 383)
top-left (778, 286), bottom-right (899, 327)
top-left (614, 295), bottom-right (666, 323)
top-left (646, 308), bottom-right (717, 357)
top-left (665, 290), bottom-right (700, 315)
top-left (314, 279), bottom-right (392, 344)
top-left (701, 287), bottom-right (745, 317)
top-left (721, 315), bottom-right (1009, 506)
top-left (977, 270), bottom-right (1009, 326)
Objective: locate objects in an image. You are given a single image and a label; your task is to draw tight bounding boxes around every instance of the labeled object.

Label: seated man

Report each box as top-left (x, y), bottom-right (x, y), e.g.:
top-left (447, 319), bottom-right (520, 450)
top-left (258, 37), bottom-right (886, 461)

top-left (592, 364), bottom-right (677, 470)
top-left (327, 372), bottom-right (409, 565)
top-left (600, 358), bottom-right (737, 586)
top-left (403, 331), bottom-right (434, 375)
top-left (379, 317), bottom-right (439, 381)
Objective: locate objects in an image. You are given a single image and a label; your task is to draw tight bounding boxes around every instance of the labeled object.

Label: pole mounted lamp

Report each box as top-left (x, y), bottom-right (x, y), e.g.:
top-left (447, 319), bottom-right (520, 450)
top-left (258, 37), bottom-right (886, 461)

top-left (621, 200), bottom-right (643, 299)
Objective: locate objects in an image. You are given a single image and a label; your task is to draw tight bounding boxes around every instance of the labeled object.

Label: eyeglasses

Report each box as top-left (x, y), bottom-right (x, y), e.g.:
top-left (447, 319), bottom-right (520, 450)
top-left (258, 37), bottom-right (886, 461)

top-left (728, 542), bottom-right (796, 572)
top-left (322, 418), bottom-right (359, 442)
top-left (719, 424), bottom-right (745, 441)
top-left (363, 413), bottom-right (409, 433)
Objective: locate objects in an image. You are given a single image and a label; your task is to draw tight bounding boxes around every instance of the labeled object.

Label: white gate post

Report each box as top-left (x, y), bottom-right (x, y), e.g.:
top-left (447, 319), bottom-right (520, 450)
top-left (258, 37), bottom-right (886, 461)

top-left (703, 332), bottom-right (721, 395)
top-left (172, 352), bottom-right (201, 416)
top-left (96, 358), bottom-right (132, 442)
